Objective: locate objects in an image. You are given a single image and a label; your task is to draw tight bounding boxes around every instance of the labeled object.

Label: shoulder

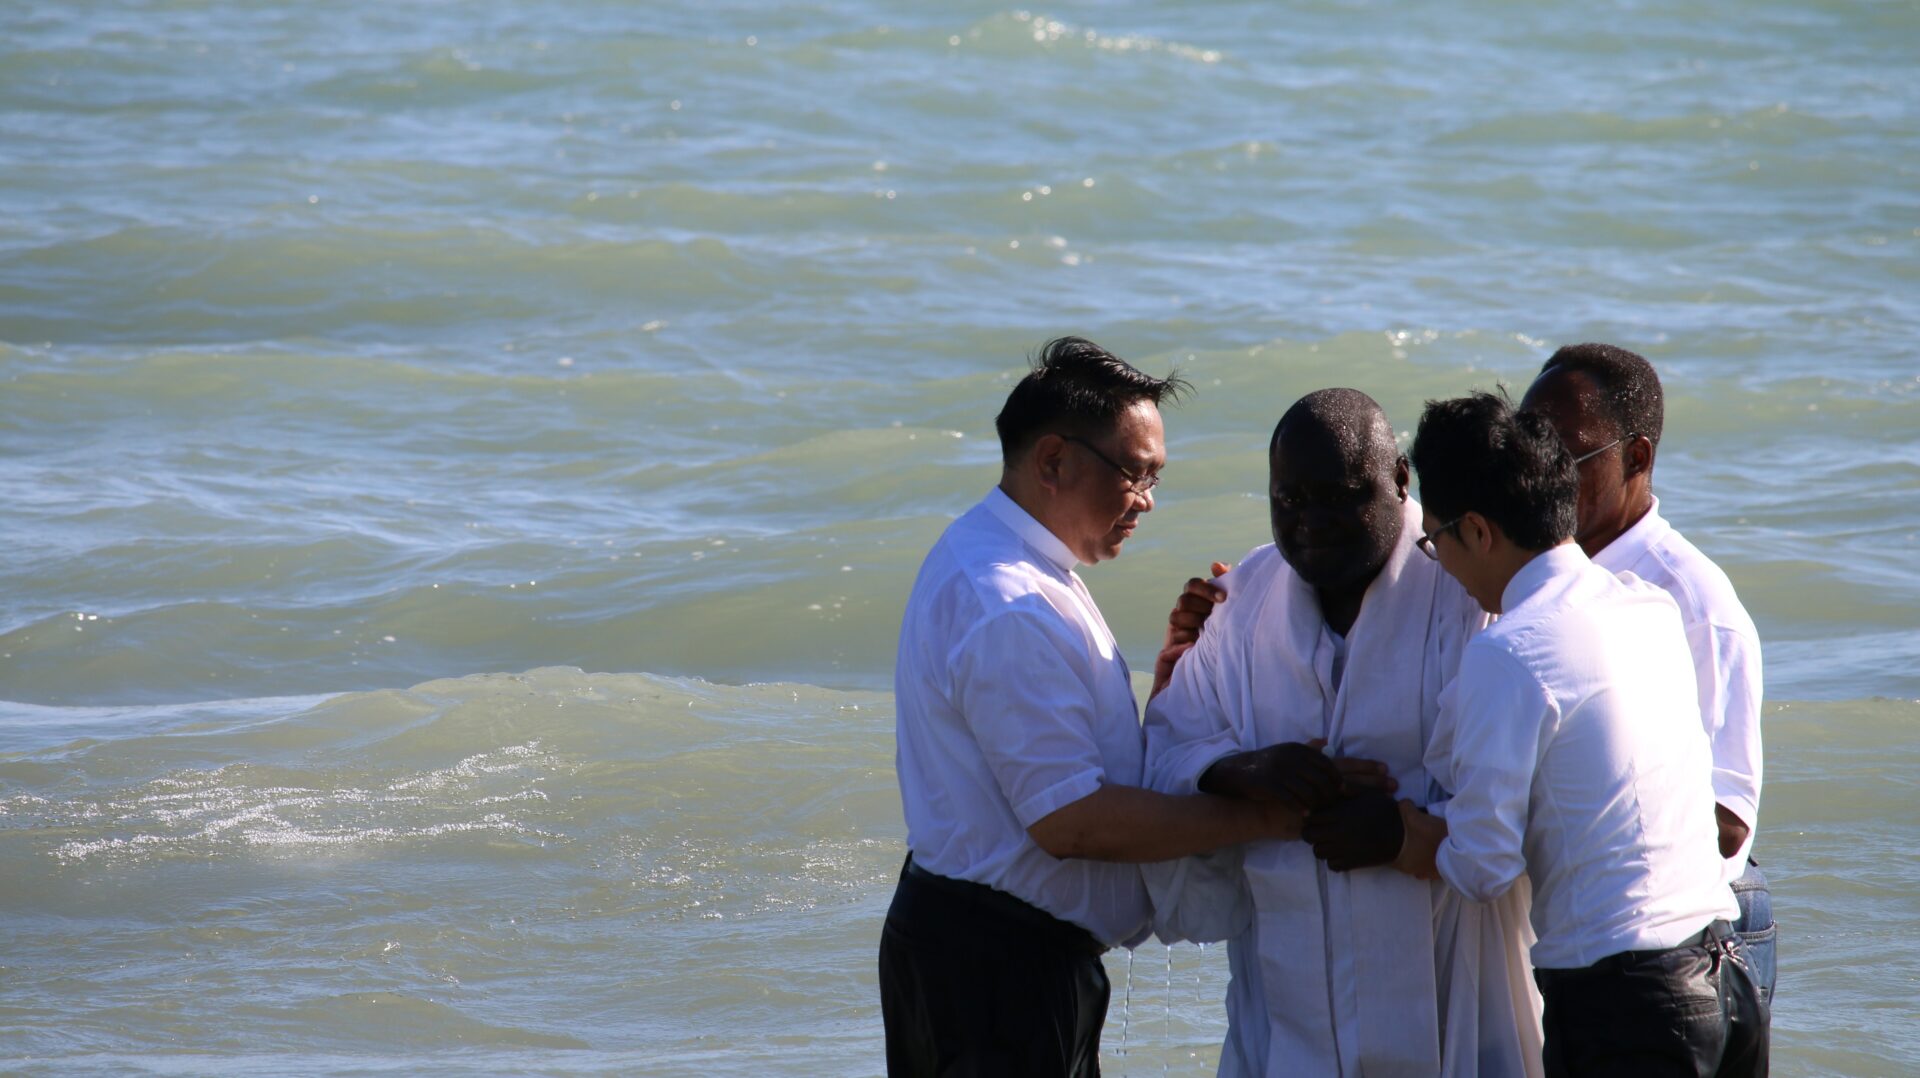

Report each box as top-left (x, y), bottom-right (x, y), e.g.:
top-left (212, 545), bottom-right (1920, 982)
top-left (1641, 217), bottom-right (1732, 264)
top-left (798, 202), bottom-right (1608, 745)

top-left (1641, 527), bottom-right (1758, 638)
top-left (1222, 543), bottom-right (1286, 589)
top-left (908, 516), bottom-right (1061, 632)
top-left (1205, 543), bottom-right (1292, 632)
top-left (1458, 630), bottom-right (1545, 703)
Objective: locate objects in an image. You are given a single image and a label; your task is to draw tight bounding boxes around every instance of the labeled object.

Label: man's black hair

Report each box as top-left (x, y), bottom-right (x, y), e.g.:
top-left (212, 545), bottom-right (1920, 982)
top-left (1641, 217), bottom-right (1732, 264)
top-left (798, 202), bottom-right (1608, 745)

top-left (994, 337), bottom-right (1189, 464)
top-left (1538, 342), bottom-right (1665, 450)
top-left (1411, 390), bottom-right (1578, 552)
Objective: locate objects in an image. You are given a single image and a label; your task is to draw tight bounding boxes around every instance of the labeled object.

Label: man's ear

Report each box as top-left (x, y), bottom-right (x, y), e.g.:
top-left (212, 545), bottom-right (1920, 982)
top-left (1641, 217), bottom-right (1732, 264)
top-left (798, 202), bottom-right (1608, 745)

top-left (1393, 455), bottom-right (1411, 501)
top-left (1624, 435), bottom-right (1655, 481)
top-left (1031, 433), bottom-right (1068, 494)
top-left (1461, 510), bottom-right (1497, 555)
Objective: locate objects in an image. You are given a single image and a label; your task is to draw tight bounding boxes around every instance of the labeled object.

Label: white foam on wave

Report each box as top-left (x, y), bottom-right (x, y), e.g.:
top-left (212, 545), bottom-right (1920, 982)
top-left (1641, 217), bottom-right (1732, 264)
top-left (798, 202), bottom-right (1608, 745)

top-left (44, 740), bottom-right (567, 865)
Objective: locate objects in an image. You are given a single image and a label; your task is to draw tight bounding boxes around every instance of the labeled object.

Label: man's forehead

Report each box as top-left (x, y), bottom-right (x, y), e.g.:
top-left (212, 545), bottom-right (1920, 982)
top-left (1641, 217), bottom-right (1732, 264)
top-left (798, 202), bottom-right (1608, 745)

top-left (1272, 419), bottom-right (1392, 481)
top-left (1110, 401), bottom-right (1165, 450)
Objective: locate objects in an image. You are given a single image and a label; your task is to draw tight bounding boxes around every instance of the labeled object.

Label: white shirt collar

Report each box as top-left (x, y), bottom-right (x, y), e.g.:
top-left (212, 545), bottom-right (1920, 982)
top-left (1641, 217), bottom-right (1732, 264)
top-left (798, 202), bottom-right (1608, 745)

top-left (983, 485), bottom-right (1080, 572)
top-left (1500, 541), bottom-right (1589, 613)
top-left (1591, 495), bottom-right (1672, 573)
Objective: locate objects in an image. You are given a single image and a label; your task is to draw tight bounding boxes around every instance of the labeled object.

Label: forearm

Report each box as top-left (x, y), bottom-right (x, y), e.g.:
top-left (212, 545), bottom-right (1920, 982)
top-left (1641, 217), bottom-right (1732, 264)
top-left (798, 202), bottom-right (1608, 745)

top-left (1197, 750), bottom-right (1272, 801)
top-left (1029, 782), bottom-right (1300, 863)
top-left (1715, 802), bottom-right (1751, 860)
top-left (1392, 799), bottom-right (1445, 881)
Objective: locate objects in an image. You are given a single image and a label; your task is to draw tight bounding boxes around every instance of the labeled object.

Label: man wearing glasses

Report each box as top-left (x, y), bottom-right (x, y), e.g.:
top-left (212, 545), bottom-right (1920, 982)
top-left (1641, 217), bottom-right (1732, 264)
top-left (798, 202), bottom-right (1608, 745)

top-left (1394, 391), bottom-right (1766, 1077)
top-left (881, 338), bottom-right (1336, 1077)
top-left (1517, 344), bottom-right (1772, 1003)
top-left (1155, 345), bottom-right (1774, 1007)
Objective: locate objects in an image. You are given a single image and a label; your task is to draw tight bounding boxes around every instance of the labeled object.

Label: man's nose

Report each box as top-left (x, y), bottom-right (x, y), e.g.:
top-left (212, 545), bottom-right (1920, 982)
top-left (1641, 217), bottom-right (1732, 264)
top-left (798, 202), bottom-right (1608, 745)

top-left (1133, 485), bottom-right (1155, 512)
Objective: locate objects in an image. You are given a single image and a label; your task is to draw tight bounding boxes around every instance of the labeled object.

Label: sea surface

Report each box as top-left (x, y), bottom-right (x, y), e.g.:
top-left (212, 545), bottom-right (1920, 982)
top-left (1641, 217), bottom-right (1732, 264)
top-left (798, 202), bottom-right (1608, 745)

top-left (3, 0), bottom-right (1917, 1073)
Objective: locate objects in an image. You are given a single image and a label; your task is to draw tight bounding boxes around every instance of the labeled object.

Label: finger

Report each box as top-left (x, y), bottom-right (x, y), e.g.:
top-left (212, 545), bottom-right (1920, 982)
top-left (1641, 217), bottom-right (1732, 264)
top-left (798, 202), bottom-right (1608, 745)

top-left (1210, 561), bottom-right (1231, 579)
top-left (1333, 760), bottom-right (1399, 794)
top-left (1156, 643), bottom-right (1193, 668)
top-left (1181, 577), bottom-right (1227, 604)
top-left (1170, 598), bottom-right (1214, 625)
top-left (1288, 773), bottom-right (1335, 813)
top-left (1340, 773), bottom-right (1400, 794)
top-left (1336, 772), bottom-right (1397, 791)
top-left (1299, 778), bottom-right (1340, 812)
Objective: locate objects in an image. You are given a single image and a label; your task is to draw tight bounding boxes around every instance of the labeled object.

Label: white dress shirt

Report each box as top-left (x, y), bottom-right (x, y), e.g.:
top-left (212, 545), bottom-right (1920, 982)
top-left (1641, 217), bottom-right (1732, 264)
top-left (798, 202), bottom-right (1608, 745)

top-left (1592, 496), bottom-right (1763, 871)
top-left (893, 486), bottom-right (1151, 946)
top-left (1432, 544), bottom-right (1739, 970)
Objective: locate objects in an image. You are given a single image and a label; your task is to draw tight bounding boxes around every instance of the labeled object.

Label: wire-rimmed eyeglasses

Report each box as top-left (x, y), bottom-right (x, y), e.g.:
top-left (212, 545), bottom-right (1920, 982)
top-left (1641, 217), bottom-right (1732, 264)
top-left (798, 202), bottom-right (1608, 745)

top-left (1572, 433), bottom-right (1636, 466)
top-left (1415, 516), bottom-right (1465, 560)
top-left (1063, 435), bottom-right (1161, 495)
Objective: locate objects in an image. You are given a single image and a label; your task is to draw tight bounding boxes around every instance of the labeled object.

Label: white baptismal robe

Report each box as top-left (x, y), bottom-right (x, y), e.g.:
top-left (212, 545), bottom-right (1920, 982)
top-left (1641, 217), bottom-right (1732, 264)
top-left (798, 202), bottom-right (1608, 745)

top-left (1143, 500), bottom-right (1542, 1078)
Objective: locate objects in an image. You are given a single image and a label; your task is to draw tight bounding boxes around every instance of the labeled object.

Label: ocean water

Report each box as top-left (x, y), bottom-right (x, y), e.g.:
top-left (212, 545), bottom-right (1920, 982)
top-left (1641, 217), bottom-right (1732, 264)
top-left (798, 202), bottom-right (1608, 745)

top-left (3, 0), bottom-right (1917, 1073)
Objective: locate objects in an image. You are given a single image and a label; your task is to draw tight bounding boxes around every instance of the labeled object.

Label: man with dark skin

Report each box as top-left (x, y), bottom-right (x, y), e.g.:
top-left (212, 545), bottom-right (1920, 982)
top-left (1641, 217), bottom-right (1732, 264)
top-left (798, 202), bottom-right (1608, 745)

top-left (1143, 389), bottom-right (1535, 1076)
top-left (1155, 351), bottom-right (1774, 1008)
top-left (1193, 392), bottom-right (1414, 821)
top-left (1150, 394), bottom-right (1453, 870)
top-left (1518, 351), bottom-right (1756, 858)
top-left (1518, 344), bottom-right (1771, 1001)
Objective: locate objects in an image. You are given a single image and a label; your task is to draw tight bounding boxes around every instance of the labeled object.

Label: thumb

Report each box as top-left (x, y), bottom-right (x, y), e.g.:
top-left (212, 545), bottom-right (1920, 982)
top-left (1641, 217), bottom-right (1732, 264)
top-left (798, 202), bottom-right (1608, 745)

top-left (1210, 561), bottom-right (1231, 578)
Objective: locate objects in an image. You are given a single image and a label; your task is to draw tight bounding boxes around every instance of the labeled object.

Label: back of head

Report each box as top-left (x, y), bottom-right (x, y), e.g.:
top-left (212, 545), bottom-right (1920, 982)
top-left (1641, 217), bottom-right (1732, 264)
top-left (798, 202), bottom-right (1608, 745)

top-left (995, 337), bottom-right (1189, 464)
top-left (1538, 343), bottom-right (1664, 450)
top-left (1411, 390), bottom-right (1578, 551)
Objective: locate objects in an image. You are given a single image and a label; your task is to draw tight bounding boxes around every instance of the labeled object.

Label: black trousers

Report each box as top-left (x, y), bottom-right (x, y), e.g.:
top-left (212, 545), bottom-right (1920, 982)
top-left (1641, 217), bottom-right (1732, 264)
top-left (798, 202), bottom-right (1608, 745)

top-left (878, 856), bottom-right (1110, 1078)
top-left (1534, 921), bottom-right (1770, 1078)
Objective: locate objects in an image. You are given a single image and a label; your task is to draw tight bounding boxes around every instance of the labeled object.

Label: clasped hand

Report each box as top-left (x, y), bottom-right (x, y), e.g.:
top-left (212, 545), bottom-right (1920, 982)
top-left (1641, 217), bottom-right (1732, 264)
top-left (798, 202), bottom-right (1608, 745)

top-left (1207, 739), bottom-right (1397, 813)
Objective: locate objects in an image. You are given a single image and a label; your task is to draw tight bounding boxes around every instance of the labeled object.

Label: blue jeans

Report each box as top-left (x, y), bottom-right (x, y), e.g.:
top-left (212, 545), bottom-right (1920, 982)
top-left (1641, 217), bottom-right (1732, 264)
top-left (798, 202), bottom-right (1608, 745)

top-left (1731, 859), bottom-right (1776, 1005)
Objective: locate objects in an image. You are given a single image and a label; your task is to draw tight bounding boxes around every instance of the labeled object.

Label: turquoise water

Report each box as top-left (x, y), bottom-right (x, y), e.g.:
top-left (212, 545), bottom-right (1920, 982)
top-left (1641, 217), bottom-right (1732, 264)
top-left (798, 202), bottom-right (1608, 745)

top-left (3, 1), bottom-right (1917, 1073)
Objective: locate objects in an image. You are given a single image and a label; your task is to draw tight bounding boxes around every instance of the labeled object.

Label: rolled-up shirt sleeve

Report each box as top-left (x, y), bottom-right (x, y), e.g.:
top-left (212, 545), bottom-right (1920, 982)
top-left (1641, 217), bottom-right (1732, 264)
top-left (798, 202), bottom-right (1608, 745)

top-left (950, 606), bottom-right (1110, 828)
top-left (1434, 645), bottom-right (1557, 903)
top-left (1143, 611), bottom-right (1241, 796)
top-left (1699, 622), bottom-right (1763, 831)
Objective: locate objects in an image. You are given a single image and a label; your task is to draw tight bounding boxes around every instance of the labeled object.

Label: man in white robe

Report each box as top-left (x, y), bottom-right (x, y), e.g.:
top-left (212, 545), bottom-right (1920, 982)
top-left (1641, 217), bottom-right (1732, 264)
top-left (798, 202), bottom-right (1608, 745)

top-left (1144, 389), bottom-right (1541, 1078)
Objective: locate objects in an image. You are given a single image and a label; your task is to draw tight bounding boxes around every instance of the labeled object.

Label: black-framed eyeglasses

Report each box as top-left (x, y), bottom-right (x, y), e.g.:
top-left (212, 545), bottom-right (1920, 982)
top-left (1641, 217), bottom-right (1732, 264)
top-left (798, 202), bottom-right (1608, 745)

top-left (1064, 435), bottom-right (1161, 495)
top-left (1414, 516), bottom-right (1465, 560)
top-left (1572, 433), bottom-right (1636, 466)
